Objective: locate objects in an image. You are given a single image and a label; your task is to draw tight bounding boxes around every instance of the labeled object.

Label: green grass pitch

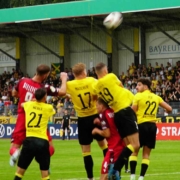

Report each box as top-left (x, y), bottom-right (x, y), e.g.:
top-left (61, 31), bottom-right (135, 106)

top-left (0, 139), bottom-right (180, 180)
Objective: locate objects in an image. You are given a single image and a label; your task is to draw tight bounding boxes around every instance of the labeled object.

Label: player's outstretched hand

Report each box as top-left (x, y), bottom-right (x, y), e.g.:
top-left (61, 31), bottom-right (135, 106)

top-left (60, 72), bottom-right (68, 80)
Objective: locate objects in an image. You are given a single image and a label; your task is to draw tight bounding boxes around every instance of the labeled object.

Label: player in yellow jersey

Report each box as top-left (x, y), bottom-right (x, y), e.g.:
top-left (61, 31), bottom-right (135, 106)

top-left (130, 79), bottom-right (172, 180)
top-left (66, 63), bottom-right (107, 180)
top-left (94, 62), bottom-right (139, 179)
top-left (13, 88), bottom-right (55, 180)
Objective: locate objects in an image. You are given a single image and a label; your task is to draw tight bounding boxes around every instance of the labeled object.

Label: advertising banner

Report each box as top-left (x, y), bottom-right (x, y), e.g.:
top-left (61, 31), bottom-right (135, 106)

top-left (0, 42), bottom-right (16, 67)
top-left (0, 124), bottom-right (78, 139)
top-left (156, 123), bottom-right (180, 140)
top-left (1, 123), bottom-right (180, 140)
top-left (146, 30), bottom-right (180, 59)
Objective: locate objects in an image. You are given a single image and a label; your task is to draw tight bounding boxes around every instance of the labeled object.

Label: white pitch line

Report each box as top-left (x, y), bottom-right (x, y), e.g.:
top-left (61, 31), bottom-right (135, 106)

top-left (56, 171), bottom-right (180, 180)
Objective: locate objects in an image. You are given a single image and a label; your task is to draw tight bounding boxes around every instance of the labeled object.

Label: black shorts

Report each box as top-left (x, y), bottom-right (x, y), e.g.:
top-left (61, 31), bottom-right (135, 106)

top-left (138, 122), bottom-right (157, 149)
top-left (78, 114), bottom-right (105, 145)
top-left (62, 124), bottom-right (70, 131)
top-left (114, 107), bottom-right (138, 138)
top-left (18, 137), bottom-right (50, 170)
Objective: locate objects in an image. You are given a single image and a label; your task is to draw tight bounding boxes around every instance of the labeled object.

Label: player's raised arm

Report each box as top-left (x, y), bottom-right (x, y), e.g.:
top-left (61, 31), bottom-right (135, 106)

top-left (159, 101), bottom-right (172, 114)
top-left (12, 88), bottom-right (19, 97)
top-left (57, 72), bottom-right (68, 96)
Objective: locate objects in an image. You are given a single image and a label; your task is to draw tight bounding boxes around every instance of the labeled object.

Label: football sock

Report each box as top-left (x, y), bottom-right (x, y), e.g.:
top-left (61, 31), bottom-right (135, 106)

top-left (14, 173), bottom-right (23, 180)
top-left (140, 159), bottom-right (149, 177)
top-left (125, 157), bottom-right (129, 170)
top-left (129, 155), bottom-right (137, 174)
top-left (42, 176), bottom-right (50, 180)
top-left (83, 152), bottom-right (93, 178)
top-left (101, 144), bottom-right (108, 157)
top-left (68, 132), bottom-right (70, 140)
top-left (62, 132), bottom-right (65, 140)
top-left (114, 144), bottom-right (134, 171)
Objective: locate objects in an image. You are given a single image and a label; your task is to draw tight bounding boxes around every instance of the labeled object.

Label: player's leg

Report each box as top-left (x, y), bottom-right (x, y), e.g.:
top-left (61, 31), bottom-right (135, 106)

top-left (97, 139), bottom-right (108, 157)
top-left (62, 126), bottom-right (65, 140)
top-left (81, 144), bottom-right (94, 180)
top-left (129, 150), bottom-right (139, 180)
top-left (10, 114), bottom-right (26, 166)
top-left (100, 150), bottom-right (110, 180)
top-left (67, 126), bottom-right (70, 140)
top-left (138, 122), bottom-right (156, 180)
top-left (78, 116), bottom-right (94, 180)
top-left (36, 138), bottom-right (50, 180)
top-left (124, 157), bottom-right (130, 173)
top-left (47, 130), bottom-right (55, 156)
top-left (14, 138), bottom-right (35, 180)
top-left (138, 146), bottom-right (151, 180)
top-left (111, 108), bottom-right (139, 176)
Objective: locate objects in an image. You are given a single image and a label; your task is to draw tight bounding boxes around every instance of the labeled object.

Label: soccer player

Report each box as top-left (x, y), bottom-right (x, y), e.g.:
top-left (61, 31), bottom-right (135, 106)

top-left (130, 78), bottom-right (172, 180)
top-left (92, 97), bottom-right (125, 180)
top-left (61, 109), bottom-right (71, 140)
top-left (10, 64), bottom-right (67, 166)
top-left (66, 63), bottom-right (108, 180)
top-left (94, 62), bottom-right (139, 178)
top-left (13, 88), bottom-right (55, 180)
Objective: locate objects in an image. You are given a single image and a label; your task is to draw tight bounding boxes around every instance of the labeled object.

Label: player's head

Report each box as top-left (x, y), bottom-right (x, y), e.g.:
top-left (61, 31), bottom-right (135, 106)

top-left (36, 64), bottom-right (51, 81)
top-left (64, 109), bottom-right (68, 115)
top-left (136, 78), bottom-right (152, 92)
top-left (95, 62), bottom-right (108, 77)
top-left (96, 97), bottom-right (109, 113)
top-left (72, 63), bottom-right (87, 78)
top-left (35, 88), bottom-right (47, 102)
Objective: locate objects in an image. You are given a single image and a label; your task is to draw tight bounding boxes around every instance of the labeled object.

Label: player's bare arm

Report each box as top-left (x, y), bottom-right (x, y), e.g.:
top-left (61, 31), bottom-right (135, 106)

top-left (159, 101), bottom-right (172, 114)
top-left (12, 89), bottom-right (19, 97)
top-left (92, 127), bottom-right (111, 138)
top-left (58, 72), bottom-right (68, 96)
top-left (131, 105), bottom-right (138, 112)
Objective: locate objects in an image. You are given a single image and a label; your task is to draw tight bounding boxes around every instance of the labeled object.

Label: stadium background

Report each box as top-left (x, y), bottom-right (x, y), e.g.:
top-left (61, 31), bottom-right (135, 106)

top-left (0, 1), bottom-right (180, 180)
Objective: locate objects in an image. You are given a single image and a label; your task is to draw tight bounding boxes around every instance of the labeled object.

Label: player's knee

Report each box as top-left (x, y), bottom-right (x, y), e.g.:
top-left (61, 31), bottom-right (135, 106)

top-left (49, 145), bottom-right (55, 156)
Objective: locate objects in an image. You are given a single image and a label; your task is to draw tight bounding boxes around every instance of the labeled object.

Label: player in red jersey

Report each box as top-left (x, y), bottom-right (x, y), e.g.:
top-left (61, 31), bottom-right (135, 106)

top-left (92, 98), bottom-right (125, 180)
top-left (10, 64), bottom-right (67, 166)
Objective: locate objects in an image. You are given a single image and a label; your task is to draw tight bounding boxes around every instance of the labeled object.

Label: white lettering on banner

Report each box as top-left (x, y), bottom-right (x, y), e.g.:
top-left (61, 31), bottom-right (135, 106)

top-left (146, 30), bottom-right (180, 59)
top-left (50, 126), bottom-right (78, 137)
top-left (50, 127), bottom-right (60, 136)
top-left (161, 127), bottom-right (180, 136)
top-left (7, 126), bottom-right (14, 136)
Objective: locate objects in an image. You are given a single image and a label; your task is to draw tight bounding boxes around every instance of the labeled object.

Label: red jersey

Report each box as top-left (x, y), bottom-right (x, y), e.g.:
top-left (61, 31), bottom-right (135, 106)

top-left (99, 108), bottom-right (124, 150)
top-left (15, 78), bottom-right (59, 113)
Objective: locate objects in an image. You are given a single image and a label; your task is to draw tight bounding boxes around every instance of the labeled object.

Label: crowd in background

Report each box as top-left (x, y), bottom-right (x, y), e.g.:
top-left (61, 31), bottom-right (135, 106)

top-left (0, 61), bottom-right (180, 117)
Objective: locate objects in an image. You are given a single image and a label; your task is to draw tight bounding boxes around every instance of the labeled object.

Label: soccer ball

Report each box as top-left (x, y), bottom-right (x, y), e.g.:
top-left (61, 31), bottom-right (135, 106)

top-left (103, 12), bottom-right (123, 29)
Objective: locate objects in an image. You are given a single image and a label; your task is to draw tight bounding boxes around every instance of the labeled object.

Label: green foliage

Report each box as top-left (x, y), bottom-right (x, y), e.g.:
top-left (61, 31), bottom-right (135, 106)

top-left (0, 0), bottom-right (83, 9)
top-left (0, 0), bottom-right (10, 9)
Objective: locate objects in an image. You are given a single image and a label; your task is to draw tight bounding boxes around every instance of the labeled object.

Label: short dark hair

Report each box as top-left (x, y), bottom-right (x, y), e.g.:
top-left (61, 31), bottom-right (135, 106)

top-left (36, 64), bottom-right (50, 76)
top-left (137, 78), bottom-right (152, 89)
top-left (35, 88), bottom-right (47, 101)
top-left (95, 62), bottom-right (106, 73)
top-left (97, 97), bottom-right (109, 108)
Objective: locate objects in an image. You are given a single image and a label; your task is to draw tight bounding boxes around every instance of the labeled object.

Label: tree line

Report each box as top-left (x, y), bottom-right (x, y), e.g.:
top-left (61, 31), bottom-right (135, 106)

top-left (0, 0), bottom-right (81, 9)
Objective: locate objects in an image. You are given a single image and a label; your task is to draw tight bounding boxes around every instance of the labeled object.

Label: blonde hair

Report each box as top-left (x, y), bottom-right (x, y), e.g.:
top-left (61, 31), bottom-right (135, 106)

top-left (72, 63), bottom-right (86, 76)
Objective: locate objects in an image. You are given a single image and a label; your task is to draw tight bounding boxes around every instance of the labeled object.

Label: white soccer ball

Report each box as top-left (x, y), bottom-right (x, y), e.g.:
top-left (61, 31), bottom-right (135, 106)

top-left (103, 12), bottom-right (123, 29)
